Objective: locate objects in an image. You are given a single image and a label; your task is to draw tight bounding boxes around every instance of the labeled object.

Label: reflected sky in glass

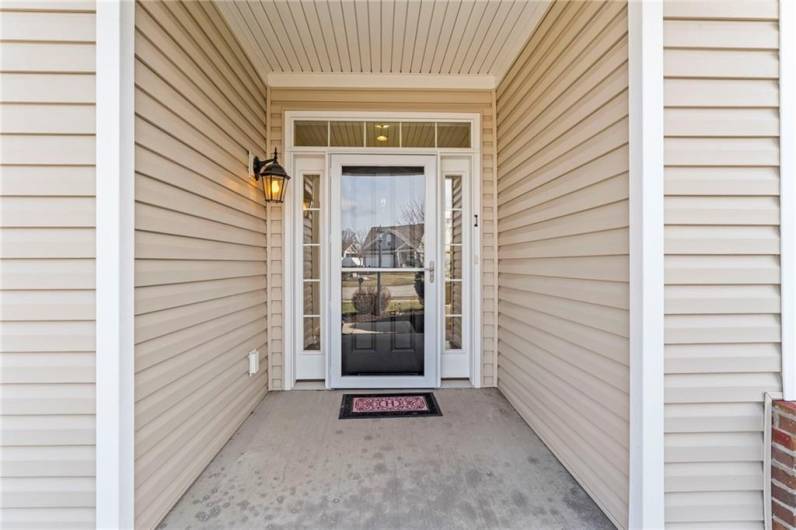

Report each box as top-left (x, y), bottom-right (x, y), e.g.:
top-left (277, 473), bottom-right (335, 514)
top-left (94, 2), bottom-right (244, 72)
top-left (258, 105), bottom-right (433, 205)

top-left (341, 167), bottom-right (425, 240)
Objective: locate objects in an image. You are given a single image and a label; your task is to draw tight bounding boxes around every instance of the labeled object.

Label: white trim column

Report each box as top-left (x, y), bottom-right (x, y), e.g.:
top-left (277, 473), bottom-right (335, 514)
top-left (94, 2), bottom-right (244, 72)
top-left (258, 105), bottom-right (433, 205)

top-left (95, 1), bottom-right (135, 527)
top-left (780, 0), bottom-right (795, 401)
top-left (628, 1), bottom-right (665, 528)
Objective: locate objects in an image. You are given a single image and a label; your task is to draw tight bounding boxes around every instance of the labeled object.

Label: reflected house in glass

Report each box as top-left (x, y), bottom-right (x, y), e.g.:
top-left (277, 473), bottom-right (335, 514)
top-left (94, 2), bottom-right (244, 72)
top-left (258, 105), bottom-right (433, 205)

top-left (341, 243), bottom-right (362, 267)
top-left (359, 224), bottom-right (424, 268)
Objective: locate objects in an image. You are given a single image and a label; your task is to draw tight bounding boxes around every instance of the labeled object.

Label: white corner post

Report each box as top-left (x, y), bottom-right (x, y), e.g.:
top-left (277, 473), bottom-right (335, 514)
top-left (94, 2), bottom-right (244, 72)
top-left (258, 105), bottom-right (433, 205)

top-left (780, 0), bottom-right (795, 401)
top-left (628, 1), bottom-right (665, 528)
top-left (96, 0), bottom-right (135, 528)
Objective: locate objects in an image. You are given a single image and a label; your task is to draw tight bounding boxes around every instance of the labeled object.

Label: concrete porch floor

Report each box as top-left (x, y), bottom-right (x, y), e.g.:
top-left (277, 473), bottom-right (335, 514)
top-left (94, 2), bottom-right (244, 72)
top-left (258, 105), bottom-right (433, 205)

top-left (159, 389), bottom-right (614, 529)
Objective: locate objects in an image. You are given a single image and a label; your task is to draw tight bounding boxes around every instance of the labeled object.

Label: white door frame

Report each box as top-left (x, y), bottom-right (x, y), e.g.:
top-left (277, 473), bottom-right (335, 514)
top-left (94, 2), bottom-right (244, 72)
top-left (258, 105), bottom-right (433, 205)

top-left (292, 155), bottom-right (328, 381)
top-left (283, 111), bottom-right (482, 390)
top-left (329, 154), bottom-right (439, 388)
top-left (439, 156), bottom-right (476, 380)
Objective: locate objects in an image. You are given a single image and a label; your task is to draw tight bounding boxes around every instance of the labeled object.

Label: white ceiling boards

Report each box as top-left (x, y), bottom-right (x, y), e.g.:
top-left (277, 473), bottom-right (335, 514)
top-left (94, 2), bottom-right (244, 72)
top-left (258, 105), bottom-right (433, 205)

top-left (216, 1), bottom-right (549, 88)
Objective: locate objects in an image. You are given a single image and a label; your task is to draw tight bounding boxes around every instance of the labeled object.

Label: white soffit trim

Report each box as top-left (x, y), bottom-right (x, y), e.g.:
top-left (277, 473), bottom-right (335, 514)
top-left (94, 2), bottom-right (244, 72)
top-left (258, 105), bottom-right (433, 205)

top-left (267, 72), bottom-right (497, 90)
top-left (781, 0), bottom-right (795, 401)
top-left (628, 1), bottom-right (665, 528)
top-left (96, 0), bottom-right (135, 527)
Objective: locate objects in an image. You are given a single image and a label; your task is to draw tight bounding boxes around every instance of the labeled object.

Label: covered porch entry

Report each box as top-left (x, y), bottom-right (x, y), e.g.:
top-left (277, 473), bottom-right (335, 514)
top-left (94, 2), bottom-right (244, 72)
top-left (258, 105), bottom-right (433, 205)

top-left (125, 0), bottom-right (645, 527)
top-left (1, 0), bottom-right (787, 528)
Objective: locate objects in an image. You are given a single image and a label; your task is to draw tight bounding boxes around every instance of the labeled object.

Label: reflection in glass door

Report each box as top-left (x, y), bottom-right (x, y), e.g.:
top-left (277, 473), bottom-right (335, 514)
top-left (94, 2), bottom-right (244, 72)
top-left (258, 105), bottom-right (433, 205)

top-left (331, 155), bottom-right (438, 388)
top-left (340, 166), bottom-right (425, 376)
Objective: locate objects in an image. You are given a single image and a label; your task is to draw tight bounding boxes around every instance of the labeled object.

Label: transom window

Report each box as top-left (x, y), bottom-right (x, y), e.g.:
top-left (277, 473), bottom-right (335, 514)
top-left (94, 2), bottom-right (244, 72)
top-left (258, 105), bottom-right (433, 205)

top-left (294, 120), bottom-right (471, 148)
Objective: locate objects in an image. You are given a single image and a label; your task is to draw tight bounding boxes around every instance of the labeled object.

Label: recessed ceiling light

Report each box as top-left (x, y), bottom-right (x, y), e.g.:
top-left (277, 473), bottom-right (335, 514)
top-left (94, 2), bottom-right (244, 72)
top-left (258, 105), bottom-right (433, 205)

top-left (376, 135), bottom-right (388, 142)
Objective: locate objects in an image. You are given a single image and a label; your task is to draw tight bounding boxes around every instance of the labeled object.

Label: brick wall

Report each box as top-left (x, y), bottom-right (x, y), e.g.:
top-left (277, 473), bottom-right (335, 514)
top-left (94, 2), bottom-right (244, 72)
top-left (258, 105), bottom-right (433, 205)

top-left (773, 401), bottom-right (796, 529)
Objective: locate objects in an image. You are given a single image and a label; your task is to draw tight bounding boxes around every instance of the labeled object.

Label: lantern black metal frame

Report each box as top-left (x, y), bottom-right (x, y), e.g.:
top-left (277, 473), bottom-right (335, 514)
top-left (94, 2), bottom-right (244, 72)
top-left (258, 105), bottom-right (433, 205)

top-left (253, 148), bottom-right (291, 203)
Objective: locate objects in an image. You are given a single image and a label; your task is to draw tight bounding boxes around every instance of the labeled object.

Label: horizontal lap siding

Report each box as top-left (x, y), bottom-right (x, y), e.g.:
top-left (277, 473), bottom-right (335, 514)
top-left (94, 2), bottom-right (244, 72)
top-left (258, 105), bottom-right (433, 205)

top-left (133, 2), bottom-right (268, 528)
top-left (268, 88), bottom-right (497, 389)
top-left (495, 1), bottom-right (630, 527)
top-left (0, 2), bottom-right (97, 528)
top-left (662, 1), bottom-right (781, 527)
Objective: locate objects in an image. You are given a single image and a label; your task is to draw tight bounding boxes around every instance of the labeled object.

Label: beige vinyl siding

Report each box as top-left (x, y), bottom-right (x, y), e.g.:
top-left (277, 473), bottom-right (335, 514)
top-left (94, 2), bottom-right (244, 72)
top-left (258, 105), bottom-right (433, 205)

top-left (133, 1), bottom-right (269, 527)
top-left (662, 1), bottom-right (781, 527)
top-left (268, 88), bottom-right (498, 389)
top-left (495, 1), bottom-right (629, 527)
top-left (0, 1), bottom-right (97, 528)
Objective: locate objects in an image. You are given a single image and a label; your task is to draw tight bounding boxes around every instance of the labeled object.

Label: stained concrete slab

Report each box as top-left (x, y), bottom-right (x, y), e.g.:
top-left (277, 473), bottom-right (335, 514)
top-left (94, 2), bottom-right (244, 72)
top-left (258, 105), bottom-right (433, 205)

top-left (159, 388), bottom-right (614, 530)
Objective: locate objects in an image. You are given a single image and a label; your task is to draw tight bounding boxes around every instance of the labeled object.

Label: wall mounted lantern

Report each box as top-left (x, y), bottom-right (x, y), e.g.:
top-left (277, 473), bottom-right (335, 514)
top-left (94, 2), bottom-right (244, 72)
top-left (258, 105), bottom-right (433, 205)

top-left (253, 148), bottom-right (291, 203)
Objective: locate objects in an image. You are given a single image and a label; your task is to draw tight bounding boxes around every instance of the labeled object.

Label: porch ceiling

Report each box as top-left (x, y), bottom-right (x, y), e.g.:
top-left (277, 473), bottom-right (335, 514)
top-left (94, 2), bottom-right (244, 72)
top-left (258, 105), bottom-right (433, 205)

top-left (215, 1), bottom-right (549, 88)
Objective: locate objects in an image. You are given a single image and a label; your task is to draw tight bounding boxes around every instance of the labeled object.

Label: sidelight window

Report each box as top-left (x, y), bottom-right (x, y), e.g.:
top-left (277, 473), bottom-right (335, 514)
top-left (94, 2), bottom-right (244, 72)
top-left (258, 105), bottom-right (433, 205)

top-left (302, 174), bottom-right (321, 351)
top-left (444, 175), bottom-right (464, 350)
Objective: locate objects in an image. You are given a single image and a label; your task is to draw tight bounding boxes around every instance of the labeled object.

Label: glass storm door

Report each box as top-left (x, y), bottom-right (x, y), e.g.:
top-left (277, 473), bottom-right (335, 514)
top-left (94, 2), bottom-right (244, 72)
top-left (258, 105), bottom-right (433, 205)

top-left (330, 155), bottom-right (438, 388)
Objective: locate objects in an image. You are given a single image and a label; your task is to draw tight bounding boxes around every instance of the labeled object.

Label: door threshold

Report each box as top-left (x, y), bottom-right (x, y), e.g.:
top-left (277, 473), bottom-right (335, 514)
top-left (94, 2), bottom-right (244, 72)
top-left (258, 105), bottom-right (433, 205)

top-left (440, 378), bottom-right (474, 388)
top-left (292, 380), bottom-right (326, 391)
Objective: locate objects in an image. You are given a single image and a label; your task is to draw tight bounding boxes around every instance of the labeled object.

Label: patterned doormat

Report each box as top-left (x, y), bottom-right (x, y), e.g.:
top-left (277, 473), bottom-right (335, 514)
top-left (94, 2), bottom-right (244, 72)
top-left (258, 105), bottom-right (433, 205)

top-left (338, 393), bottom-right (442, 419)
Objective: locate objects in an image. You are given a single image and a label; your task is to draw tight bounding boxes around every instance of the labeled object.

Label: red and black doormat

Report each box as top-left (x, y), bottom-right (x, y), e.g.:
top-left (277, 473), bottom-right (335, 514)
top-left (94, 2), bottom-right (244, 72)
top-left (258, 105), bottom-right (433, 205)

top-left (339, 393), bottom-right (442, 419)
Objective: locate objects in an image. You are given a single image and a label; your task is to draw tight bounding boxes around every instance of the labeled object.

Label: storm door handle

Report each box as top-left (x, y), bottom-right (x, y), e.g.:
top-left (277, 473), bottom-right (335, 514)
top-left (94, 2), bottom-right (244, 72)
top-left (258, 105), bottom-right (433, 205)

top-left (425, 261), bottom-right (436, 284)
